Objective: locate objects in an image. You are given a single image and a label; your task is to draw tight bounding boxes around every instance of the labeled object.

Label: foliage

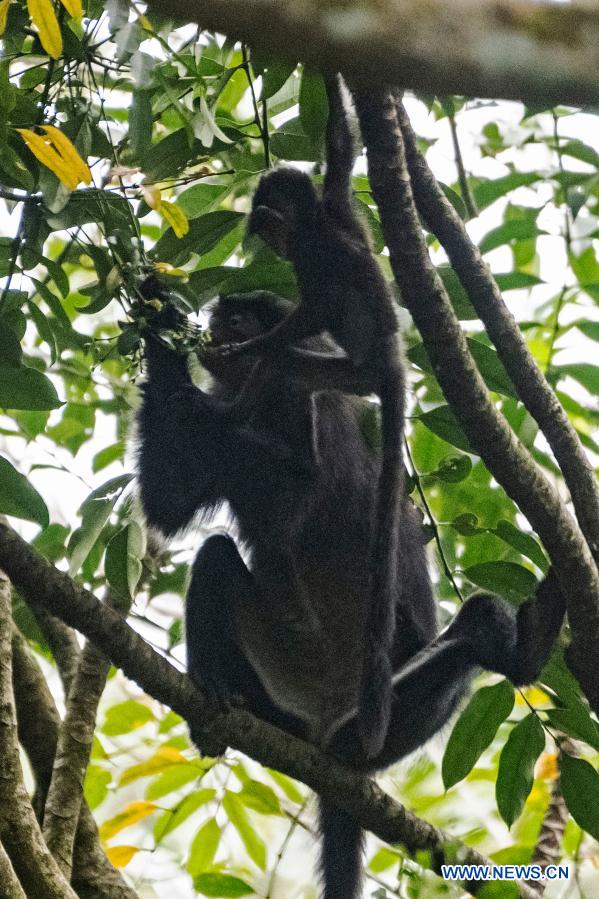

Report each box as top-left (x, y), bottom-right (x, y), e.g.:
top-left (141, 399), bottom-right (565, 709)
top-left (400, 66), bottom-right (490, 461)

top-left (0, 2), bottom-right (598, 897)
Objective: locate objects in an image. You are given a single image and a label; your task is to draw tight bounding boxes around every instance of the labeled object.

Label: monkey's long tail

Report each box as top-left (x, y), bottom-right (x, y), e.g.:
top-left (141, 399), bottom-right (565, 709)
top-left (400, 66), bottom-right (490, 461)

top-left (319, 799), bottom-right (364, 899)
top-left (358, 360), bottom-right (404, 759)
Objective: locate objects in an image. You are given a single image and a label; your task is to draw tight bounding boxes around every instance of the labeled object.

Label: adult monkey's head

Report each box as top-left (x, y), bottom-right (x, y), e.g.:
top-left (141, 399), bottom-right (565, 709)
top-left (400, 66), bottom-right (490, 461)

top-left (248, 167), bottom-right (319, 258)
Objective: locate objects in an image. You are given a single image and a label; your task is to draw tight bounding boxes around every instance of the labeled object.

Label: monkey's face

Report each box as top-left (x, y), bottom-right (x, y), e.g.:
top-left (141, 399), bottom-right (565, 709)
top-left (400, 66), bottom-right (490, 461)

top-left (202, 294), bottom-right (291, 387)
top-left (208, 304), bottom-right (267, 346)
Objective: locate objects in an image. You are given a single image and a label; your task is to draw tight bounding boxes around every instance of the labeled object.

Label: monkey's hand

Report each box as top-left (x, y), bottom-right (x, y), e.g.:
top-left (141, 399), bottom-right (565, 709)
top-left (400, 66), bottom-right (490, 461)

top-left (200, 338), bottom-right (262, 362)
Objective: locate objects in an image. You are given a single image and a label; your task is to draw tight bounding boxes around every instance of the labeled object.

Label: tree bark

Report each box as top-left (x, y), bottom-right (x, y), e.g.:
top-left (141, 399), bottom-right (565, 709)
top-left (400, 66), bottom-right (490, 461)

top-left (0, 569), bottom-right (78, 899)
top-left (351, 86), bottom-right (599, 714)
top-left (147, 0), bottom-right (599, 107)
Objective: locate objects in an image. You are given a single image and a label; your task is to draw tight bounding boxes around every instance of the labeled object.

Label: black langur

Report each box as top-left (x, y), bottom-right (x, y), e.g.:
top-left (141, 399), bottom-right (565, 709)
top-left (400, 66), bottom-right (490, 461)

top-left (137, 289), bottom-right (566, 899)
top-left (210, 74), bottom-right (405, 759)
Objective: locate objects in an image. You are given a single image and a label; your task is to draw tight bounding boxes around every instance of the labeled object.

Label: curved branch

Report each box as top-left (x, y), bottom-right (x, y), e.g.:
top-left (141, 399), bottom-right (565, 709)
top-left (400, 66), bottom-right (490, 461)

top-left (0, 570), bottom-right (77, 899)
top-left (0, 841), bottom-right (26, 899)
top-left (146, 0), bottom-right (599, 108)
top-left (29, 604), bottom-right (81, 694)
top-left (0, 521), bottom-right (538, 898)
top-left (11, 628), bottom-right (139, 899)
top-left (395, 98), bottom-right (599, 569)
top-left (42, 639), bottom-right (112, 879)
top-left (350, 86), bottom-right (599, 715)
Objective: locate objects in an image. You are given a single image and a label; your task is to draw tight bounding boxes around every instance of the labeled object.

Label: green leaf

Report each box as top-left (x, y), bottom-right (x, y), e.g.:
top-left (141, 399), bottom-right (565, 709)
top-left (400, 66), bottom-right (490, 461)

top-left (0, 364), bottom-right (62, 410)
top-left (299, 69), bottom-right (328, 147)
top-left (154, 789), bottom-right (216, 841)
top-left (130, 89), bottom-right (153, 163)
top-left (569, 247), bottom-right (599, 299)
top-left (409, 339), bottom-right (516, 397)
top-left (105, 522), bottom-right (145, 599)
top-left (101, 700), bottom-right (155, 736)
top-left (479, 219), bottom-right (542, 255)
top-left (146, 766), bottom-right (202, 800)
top-left (178, 183), bottom-right (236, 219)
top-left (417, 406), bottom-right (474, 453)
top-left (442, 681), bottom-right (515, 789)
top-left (491, 521), bottom-right (548, 572)
top-left (27, 301), bottom-right (57, 363)
top-left (545, 708), bottom-right (599, 754)
top-left (84, 764), bottom-right (111, 810)
top-left (554, 363), bottom-right (599, 395)
top-left (0, 326), bottom-right (23, 365)
top-left (464, 561), bottom-right (537, 602)
top-left (258, 58), bottom-right (296, 99)
top-left (32, 522), bottom-right (69, 562)
top-left (187, 819), bottom-right (221, 878)
top-left (472, 173), bottom-right (541, 211)
top-left (223, 792), bottom-right (267, 870)
top-left (237, 781), bottom-right (281, 815)
top-left (68, 496), bottom-right (118, 576)
top-left (494, 272), bottom-right (543, 291)
top-left (266, 770), bottom-right (304, 804)
top-left (574, 320), bottom-right (599, 342)
top-left (427, 454), bottom-right (472, 484)
top-left (0, 456), bottom-right (49, 527)
top-left (466, 339), bottom-right (516, 398)
top-left (153, 210), bottom-right (244, 266)
top-left (451, 513), bottom-right (482, 536)
top-left (560, 139), bottom-right (599, 169)
top-left (496, 713), bottom-right (545, 827)
top-left (436, 265), bottom-right (477, 319)
top-left (368, 846), bottom-right (401, 874)
top-left (560, 755), bottom-right (599, 840)
top-left (270, 117), bottom-right (319, 162)
top-left (193, 873), bottom-right (253, 897)
top-left (92, 441), bottom-right (125, 473)
top-left (86, 473), bottom-right (134, 503)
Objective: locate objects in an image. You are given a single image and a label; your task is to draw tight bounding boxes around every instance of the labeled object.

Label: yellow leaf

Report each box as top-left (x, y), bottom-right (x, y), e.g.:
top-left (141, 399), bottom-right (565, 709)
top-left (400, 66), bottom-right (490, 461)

top-left (515, 686), bottom-right (550, 707)
top-left (119, 747), bottom-right (189, 786)
top-left (106, 845), bottom-right (140, 868)
top-left (16, 128), bottom-right (78, 190)
top-left (153, 262), bottom-right (188, 279)
top-left (59, 0), bottom-right (82, 18)
top-left (138, 14), bottom-right (152, 31)
top-left (160, 200), bottom-right (189, 239)
top-left (42, 124), bottom-right (91, 184)
top-left (99, 801), bottom-right (156, 841)
top-left (0, 0), bottom-right (10, 36)
top-left (536, 752), bottom-right (559, 782)
top-left (27, 0), bottom-right (63, 59)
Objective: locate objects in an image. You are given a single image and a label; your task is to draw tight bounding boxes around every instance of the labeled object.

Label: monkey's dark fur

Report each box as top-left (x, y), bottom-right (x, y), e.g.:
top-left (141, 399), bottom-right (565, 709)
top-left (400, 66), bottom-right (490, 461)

top-left (212, 75), bottom-right (405, 759)
top-left (137, 290), bottom-right (566, 899)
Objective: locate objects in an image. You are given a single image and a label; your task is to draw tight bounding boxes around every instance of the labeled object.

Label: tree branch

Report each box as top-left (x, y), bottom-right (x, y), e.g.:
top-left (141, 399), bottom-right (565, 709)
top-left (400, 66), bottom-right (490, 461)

top-left (0, 840), bottom-right (26, 899)
top-left (0, 569), bottom-right (78, 899)
top-left (350, 86), bottom-right (599, 714)
top-left (42, 638), bottom-right (113, 880)
top-left (146, 0), bottom-right (599, 108)
top-left (29, 603), bottom-right (81, 695)
top-left (11, 628), bottom-right (139, 899)
top-left (395, 97), bottom-right (599, 569)
top-left (0, 521), bottom-right (538, 898)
